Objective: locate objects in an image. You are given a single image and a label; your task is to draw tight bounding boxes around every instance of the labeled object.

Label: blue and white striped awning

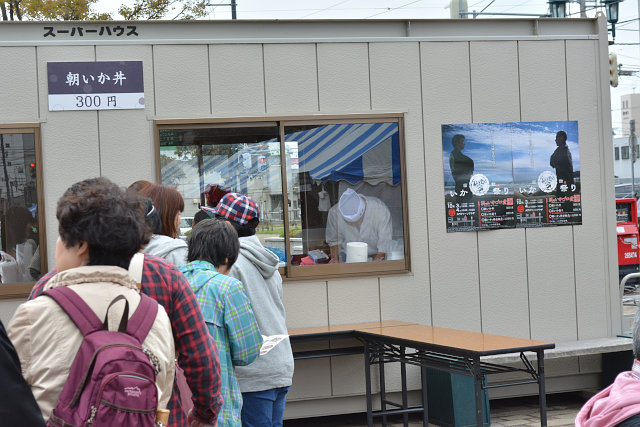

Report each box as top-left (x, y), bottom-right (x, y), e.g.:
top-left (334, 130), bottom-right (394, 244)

top-left (291, 122), bottom-right (400, 185)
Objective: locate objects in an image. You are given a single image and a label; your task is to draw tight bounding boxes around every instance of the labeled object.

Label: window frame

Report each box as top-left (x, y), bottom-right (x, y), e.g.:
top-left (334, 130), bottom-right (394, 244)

top-left (622, 146), bottom-right (630, 160)
top-left (0, 124), bottom-right (47, 299)
top-left (155, 114), bottom-right (411, 280)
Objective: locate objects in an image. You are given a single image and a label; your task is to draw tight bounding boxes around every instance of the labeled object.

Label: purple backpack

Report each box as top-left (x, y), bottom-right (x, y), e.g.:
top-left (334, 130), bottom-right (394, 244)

top-left (43, 287), bottom-right (161, 427)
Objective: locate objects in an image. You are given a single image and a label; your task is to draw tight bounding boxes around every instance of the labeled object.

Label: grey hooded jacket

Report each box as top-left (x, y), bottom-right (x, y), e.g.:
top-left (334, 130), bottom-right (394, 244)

top-left (229, 235), bottom-right (294, 393)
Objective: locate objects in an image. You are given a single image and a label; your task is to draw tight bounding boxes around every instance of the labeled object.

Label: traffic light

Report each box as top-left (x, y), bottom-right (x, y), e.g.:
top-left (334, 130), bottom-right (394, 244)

top-left (610, 52), bottom-right (619, 87)
top-left (29, 162), bottom-right (36, 180)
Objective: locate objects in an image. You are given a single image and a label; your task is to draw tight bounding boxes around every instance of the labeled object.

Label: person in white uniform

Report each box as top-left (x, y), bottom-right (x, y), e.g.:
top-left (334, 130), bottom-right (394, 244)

top-left (325, 188), bottom-right (392, 263)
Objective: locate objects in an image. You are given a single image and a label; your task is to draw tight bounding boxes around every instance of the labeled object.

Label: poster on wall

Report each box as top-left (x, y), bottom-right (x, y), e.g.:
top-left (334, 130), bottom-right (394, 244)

top-left (442, 120), bottom-right (581, 232)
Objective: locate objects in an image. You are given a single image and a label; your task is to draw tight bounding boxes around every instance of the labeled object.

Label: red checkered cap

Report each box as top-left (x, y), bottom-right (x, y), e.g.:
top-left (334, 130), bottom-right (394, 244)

top-left (213, 193), bottom-right (260, 225)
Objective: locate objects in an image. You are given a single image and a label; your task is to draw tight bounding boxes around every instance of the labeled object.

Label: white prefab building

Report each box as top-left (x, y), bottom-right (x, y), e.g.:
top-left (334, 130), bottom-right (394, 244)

top-left (0, 16), bottom-right (620, 419)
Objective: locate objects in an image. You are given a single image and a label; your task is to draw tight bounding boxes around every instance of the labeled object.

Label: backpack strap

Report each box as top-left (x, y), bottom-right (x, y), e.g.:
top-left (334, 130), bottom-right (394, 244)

top-left (43, 287), bottom-right (103, 336)
top-left (126, 293), bottom-right (158, 343)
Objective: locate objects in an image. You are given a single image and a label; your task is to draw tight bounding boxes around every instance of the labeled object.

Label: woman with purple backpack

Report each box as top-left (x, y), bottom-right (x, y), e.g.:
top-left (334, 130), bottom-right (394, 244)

top-left (7, 177), bottom-right (175, 424)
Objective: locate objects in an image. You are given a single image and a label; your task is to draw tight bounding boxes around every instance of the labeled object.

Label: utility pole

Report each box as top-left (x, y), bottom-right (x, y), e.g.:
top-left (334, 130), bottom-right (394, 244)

top-left (577, 0), bottom-right (587, 17)
top-left (206, 0), bottom-right (237, 19)
top-left (631, 119), bottom-right (637, 198)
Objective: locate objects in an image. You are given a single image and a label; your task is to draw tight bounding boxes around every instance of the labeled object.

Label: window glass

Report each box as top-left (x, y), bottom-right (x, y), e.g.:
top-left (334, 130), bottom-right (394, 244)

top-left (0, 131), bottom-right (43, 284)
top-left (158, 125), bottom-right (287, 262)
top-left (615, 147), bottom-right (620, 160)
top-left (284, 122), bottom-right (404, 266)
top-left (622, 146), bottom-right (630, 159)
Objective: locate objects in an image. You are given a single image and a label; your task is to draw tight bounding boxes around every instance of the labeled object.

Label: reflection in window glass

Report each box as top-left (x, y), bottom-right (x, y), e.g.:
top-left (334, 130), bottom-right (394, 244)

top-left (285, 122), bottom-right (404, 265)
top-left (158, 126), bottom-right (288, 263)
top-left (0, 133), bottom-right (41, 283)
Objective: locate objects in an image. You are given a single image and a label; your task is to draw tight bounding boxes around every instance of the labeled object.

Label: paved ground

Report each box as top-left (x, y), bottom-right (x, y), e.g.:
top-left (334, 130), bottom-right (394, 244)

top-left (284, 392), bottom-right (588, 426)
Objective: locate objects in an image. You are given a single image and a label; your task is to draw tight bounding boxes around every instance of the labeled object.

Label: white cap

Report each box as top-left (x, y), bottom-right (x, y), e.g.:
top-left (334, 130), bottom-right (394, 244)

top-left (339, 189), bottom-right (365, 222)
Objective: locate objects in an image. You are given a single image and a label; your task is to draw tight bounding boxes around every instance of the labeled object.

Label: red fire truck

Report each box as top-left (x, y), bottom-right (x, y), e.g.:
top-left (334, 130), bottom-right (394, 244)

top-left (617, 198), bottom-right (640, 286)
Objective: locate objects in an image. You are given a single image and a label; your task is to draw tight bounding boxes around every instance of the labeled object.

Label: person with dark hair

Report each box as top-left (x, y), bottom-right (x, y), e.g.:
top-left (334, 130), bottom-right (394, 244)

top-left (179, 219), bottom-right (262, 426)
top-left (576, 308), bottom-right (640, 426)
top-left (141, 184), bottom-right (188, 267)
top-left (1, 205), bottom-right (38, 283)
top-left (550, 130), bottom-right (574, 196)
top-left (212, 193), bottom-right (294, 427)
top-left (8, 177), bottom-right (175, 422)
top-left (449, 134), bottom-right (474, 200)
top-left (193, 184), bottom-right (231, 226)
top-left (31, 180), bottom-right (225, 427)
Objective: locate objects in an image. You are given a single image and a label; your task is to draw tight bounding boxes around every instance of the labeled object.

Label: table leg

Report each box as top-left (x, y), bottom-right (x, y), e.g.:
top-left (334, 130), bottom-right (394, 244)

top-left (401, 346), bottom-right (408, 427)
top-left (538, 350), bottom-right (548, 427)
top-left (379, 345), bottom-right (388, 427)
top-left (421, 366), bottom-right (429, 427)
top-left (364, 341), bottom-right (373, 427)
top-left (471, 356), bottom-right (483, 427)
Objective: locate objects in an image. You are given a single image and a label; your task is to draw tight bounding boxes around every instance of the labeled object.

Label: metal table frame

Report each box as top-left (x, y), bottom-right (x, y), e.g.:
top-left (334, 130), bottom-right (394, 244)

top-left (357, 331), bottom-right (552, 427)
top-left (289, 322), bottom-right (554, 427)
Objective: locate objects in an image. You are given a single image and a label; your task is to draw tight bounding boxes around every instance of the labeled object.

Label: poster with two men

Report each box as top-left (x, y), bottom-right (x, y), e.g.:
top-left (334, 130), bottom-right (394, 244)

top-left (442, 120), bottom-right (581, 233)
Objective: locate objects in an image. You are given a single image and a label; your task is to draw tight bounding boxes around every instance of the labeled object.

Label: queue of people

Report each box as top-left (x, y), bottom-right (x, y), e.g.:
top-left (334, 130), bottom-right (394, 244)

top-left (1, 177), bottom-right (294, 427)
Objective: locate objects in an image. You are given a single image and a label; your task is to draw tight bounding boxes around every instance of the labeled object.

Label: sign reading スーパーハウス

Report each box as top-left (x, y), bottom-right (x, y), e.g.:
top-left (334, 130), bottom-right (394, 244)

top-left (47, 61), bottom-right (144, 111)
top-left (443, 120), bottom-right (581, 232)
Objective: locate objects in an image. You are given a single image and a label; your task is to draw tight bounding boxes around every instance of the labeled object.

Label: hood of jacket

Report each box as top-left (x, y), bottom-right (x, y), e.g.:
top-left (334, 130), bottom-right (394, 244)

top-left (238, 235), bottom-right (279, 279)
top-left (144, 234), bottom-right (187, 259)
top-left (576, 371), bottom-right (640, 426)
top-left (178, 260), bottom-right (217, 293)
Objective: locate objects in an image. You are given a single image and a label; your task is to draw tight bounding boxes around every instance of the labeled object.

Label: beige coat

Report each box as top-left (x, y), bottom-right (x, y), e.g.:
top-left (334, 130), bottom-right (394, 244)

top-left (7, 265), bottom-right (175, 421)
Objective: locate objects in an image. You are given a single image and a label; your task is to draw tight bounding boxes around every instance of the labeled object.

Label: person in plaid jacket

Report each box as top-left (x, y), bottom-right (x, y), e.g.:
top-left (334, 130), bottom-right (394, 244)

top-left (29, 252), bottom-right (223, 427)
top-left (180, 219), bottom-right (262, 426)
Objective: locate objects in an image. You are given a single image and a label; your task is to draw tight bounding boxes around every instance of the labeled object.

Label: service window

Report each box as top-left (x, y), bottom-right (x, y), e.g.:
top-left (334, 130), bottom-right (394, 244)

top-left (156, 115), bottom-right (409, 280)
top-left (0, 125), bottom-right (47, 298)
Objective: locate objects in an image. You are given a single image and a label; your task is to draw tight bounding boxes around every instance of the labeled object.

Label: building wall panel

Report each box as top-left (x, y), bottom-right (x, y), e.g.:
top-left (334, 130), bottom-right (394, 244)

top-left (263, 44), bottom-right (318, 114)
top-left (153, 45), bottom-right (210, 117)
top-left (567, 39), bottom-right (614, 339)
top-left (369, 42), bottom-right (430, 324)
top-left (421, 41), bottom-right (480, 331)
top-left (0, 47), bottom-right (38, 121)
top-left (469, 40), bottom-right (530, 338)
top-left (317, 43), bottom-right (370, 112)
top-left (210, 44), bottom-right (265, 116)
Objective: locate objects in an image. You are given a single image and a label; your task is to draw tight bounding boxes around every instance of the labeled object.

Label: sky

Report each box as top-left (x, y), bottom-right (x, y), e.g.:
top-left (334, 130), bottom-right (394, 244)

top-left (93, 0), bottom-right (640, 134)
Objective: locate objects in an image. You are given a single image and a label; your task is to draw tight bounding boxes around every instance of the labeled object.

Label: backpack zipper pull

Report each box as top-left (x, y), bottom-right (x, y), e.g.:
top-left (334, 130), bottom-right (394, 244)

top-left (88, 405), bottom-right (97, 425)
top-left (143, 348), bottom-right (161, 375)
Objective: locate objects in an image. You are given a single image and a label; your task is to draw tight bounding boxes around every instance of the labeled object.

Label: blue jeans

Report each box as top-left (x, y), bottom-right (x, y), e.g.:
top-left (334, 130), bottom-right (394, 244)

top-left (241, 386), bottom-right (290, 427)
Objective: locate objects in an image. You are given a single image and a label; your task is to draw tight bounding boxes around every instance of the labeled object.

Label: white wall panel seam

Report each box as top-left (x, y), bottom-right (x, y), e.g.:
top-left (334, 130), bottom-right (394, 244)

top-left (565, 40), bottom-right (580, 340)
top-left (207, 45), bottom-right (213, 115)
top-left (261, 44), bottom-right (267, 114)
top-left (476, 231), bottom-right (483, 332)
top-left (35, 47), bottom-right (41, 120)
top-left (152, 45), bottom-right (157, 117)
top-left (517, 41), bottom-right (533, 339)
top-left (315, 44), bottom-right (320, 112)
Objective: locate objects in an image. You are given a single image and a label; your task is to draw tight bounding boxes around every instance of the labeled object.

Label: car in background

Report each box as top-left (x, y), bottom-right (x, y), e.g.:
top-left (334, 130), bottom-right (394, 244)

top-left (179, 216), bottom-right (194, 240)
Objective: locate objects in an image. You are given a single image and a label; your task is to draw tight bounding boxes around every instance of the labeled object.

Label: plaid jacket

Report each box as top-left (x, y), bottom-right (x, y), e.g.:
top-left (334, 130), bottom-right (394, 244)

top-left (179, 261), bottom-right (262, 426)
top-left (30, 254), bottom-right (223, 427)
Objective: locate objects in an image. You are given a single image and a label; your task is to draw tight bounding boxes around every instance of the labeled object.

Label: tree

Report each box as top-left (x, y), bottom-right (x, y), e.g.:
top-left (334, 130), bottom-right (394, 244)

top-left (16, 0), bottom-right (110, 20)
top-left (1, 0), bottom-right (22, 20)
top-left (118, 0), bottom-right (206, 20)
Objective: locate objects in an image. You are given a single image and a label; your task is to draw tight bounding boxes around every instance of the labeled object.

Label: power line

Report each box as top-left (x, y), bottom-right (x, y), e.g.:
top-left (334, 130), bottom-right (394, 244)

top-left (299, 0), bottom-right (351, 18)
top-left (365, 0), bottom-right (423, 19)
